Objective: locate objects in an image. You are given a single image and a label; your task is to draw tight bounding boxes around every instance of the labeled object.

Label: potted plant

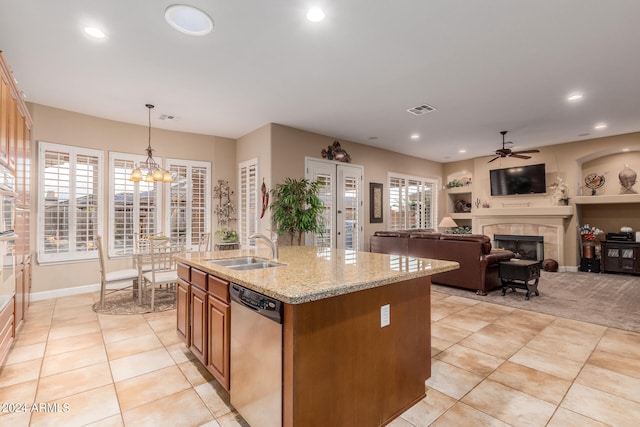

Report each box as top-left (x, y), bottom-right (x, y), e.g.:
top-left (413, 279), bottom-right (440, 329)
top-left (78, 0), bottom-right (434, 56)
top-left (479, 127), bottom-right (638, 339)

top-left (270, 177), bottom-right (325, 245)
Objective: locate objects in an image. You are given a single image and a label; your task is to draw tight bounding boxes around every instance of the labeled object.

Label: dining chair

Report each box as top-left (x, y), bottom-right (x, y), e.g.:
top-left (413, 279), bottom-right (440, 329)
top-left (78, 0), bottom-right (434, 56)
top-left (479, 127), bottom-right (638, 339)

top-left (198, 232), bottom-right (210, 252)
top-left (96, 235), bottom-right (139, 309)
top-left (142, 241), bottom-right (181, 311)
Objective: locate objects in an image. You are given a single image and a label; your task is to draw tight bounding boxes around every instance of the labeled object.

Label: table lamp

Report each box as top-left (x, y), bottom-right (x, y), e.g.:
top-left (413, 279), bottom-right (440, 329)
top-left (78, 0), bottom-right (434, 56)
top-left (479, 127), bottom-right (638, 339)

top-left (438, 216), bottom-right (458, 233)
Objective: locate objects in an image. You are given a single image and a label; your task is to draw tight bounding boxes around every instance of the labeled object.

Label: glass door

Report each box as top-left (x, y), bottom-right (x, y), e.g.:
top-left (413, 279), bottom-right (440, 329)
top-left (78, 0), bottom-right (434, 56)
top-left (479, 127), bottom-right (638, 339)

top-left (306, 158), bottom-right (363, 250)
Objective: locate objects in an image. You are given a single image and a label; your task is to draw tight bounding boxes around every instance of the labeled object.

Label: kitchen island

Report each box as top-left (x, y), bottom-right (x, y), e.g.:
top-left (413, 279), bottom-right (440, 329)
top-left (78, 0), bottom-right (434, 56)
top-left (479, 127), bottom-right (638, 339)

top-left (176, 246), bottom-right (458, 427)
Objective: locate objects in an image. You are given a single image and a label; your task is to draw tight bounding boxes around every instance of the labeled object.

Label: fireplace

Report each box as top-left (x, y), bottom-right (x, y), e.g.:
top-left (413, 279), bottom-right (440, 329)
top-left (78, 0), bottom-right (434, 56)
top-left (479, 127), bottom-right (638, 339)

top-left (494, 234), bottom-right (544, 261)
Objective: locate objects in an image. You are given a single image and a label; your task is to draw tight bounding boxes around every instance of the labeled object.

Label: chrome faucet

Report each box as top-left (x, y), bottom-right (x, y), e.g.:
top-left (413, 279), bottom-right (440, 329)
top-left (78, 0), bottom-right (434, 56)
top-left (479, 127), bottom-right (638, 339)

top-left (249, 233), bottom-right (279, 260)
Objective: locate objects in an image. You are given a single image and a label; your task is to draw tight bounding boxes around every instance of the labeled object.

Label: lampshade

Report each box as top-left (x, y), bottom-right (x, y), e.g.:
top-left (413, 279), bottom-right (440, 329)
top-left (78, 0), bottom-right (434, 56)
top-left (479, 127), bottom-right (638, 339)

top-left (438, 216), bottom-right (458, 228)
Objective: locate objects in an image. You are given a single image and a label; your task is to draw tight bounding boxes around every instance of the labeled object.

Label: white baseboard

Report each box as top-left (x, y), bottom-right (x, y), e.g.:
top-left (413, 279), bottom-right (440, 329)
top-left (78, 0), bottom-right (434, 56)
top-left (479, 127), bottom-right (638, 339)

top-left (30, 282), bottom-right (132, 302)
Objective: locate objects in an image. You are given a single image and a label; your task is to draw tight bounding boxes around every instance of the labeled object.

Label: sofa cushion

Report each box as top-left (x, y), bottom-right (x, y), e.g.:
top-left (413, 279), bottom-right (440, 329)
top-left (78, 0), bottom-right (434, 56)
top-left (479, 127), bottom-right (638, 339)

top-left (439, 234), bottom-right (492, 254)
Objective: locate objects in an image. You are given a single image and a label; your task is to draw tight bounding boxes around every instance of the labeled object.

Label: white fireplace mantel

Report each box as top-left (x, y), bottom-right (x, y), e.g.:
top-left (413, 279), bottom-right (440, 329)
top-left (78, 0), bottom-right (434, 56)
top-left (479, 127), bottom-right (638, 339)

top-left (472, 206), bottom-right (574, 218)
top-left (472, 205), bottom-right (574, 269)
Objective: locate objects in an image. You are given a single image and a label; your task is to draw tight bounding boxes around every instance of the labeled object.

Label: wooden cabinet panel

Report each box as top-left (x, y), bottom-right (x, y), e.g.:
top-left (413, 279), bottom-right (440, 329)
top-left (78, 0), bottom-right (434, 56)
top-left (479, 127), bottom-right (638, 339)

top-left (190, 285), bottom-right (207, 364)
top-left (178, 267), bottom-right (232, 391)
top-left (177, 262), bottom-right (191, 282)
top-left (0, 299), bottom-right (14, 364)
top-left (191, 268), bottom-right (207, 291)
top-left (601, 241), bottom-right (640, 275)
top-left (176, 279), bottom-right (190, 345)
top-left (0, 68), bottom-right (8, 165)
top-left (283, 276), bottom-right (430, 427)
top-left (208, 274), bottom-right (229, 303)
top-left (207, 294), bottom-right (230, 390)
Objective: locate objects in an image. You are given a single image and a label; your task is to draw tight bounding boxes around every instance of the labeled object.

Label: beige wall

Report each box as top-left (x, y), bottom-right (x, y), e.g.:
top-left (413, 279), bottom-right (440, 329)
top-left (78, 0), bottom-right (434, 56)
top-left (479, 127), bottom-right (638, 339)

top-left (270, 124), bottom-right (444, 246)
top-left (236, 124), bottom-right (272, 232)
top-left (444, 131), bottom-right (640, 267)
top-left (29, 104), bottom-right (235, 294)
top-left (27, 103), bottom-right (640, 293)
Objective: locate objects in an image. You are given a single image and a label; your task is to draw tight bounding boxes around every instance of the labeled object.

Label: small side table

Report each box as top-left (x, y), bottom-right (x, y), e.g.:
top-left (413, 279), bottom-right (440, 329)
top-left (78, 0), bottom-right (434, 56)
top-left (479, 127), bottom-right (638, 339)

top-left (499, 260), bottom-right (541, 300)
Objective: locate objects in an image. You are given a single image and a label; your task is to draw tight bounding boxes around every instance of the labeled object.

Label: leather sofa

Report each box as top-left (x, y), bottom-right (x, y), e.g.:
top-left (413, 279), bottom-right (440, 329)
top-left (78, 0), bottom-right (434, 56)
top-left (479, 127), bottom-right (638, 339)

top-left (370, 231), bottom-right (515, 295)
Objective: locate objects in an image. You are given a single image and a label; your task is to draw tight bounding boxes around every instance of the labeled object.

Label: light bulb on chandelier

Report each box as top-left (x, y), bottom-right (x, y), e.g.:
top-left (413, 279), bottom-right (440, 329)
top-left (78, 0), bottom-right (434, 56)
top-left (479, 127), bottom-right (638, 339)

top-left (129, 104), bottom-right (174, 183)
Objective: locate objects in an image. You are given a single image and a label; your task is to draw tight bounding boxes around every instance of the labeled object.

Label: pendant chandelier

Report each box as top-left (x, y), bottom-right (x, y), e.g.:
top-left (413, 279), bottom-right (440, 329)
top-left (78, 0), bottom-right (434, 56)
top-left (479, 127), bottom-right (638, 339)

top-left (129, 104), bottom-right (173, 183)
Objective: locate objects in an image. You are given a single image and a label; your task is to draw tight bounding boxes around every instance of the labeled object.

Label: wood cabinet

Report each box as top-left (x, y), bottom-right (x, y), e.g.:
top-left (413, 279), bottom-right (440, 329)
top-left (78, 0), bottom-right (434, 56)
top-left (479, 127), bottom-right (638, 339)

top-left (601, 241), bottom-right (640, 274)
top-left (0, 51), bottom-right (32, 364)
top-left (190, 285), bottom-right (207, 363)
top-left (176, 278), bottom-right (190, 345)
top-left (176, 263), bottom-right (231, 391)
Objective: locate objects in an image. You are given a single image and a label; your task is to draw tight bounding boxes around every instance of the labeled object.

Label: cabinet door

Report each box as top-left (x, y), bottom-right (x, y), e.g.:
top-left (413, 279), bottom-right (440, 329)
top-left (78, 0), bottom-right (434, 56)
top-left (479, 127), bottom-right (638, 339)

top-left (176, 279), bottom-right (190, 345)
top-left (207, 294), bottom-right (230, 391)
top-left (190, 285), bottom-right (207, 364)
top-left (0, 69), bottom-right (8, 165)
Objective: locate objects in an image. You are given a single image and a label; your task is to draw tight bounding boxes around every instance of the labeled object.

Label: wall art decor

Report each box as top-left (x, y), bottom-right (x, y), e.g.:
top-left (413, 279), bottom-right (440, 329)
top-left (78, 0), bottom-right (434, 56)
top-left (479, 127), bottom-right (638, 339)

top-left (321, 140), bottom-right (351, 163)
top-left (369, 182), bottom-right (383, 223)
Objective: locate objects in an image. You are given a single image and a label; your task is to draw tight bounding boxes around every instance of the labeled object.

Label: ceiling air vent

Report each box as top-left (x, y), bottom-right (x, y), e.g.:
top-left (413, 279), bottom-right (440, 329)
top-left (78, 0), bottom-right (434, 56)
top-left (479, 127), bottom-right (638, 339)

top-left (406, 103), bottom-right (436, 116)
top-left (159, 114), bottom-right (176, 120)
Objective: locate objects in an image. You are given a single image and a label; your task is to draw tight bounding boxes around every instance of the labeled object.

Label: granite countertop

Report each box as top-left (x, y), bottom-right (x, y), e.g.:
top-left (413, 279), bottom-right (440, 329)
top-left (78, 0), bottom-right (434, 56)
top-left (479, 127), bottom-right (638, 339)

top-left (176, 246), bottom-right (459, 304)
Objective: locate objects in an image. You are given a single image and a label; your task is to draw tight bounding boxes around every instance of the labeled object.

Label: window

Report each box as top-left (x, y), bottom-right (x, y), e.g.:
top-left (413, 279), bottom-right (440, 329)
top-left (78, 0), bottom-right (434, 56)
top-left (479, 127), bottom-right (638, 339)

top-left (38, 142), bottom-right (103, 263)
top-left (238, 158), bottom-right (258, 247)
top-left (165, 159), bottom-right (211, 251)
top-left (108, 152), bottom-right (162, 256)
top-left (388, 173), bottom-right (437, 231)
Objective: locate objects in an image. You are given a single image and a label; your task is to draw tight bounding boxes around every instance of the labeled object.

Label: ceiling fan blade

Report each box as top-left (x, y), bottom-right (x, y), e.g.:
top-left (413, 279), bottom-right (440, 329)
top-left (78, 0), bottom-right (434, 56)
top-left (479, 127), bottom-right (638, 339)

top-left (512, 149), bottom-right (540, 154)
top-left (488, 156), bottom-right (500, 163)
top-left (509, 154), bottom-right (532, 159)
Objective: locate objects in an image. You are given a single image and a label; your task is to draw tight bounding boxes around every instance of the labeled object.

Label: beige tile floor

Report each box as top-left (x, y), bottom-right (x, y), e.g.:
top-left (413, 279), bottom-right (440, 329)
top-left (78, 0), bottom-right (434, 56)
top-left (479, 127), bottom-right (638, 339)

top-left (1, 289), bottom-right (640, 426)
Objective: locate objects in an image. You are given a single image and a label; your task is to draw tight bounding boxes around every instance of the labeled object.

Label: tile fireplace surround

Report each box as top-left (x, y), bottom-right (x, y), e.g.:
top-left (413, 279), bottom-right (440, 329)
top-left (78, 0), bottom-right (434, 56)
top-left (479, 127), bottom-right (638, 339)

top-left (472, 206), bottom-right (574, 270)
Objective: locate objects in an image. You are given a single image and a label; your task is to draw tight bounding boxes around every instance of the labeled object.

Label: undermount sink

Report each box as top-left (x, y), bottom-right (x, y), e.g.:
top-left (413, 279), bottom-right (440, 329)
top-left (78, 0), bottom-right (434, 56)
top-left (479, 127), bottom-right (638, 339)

top-left (207, 257), bottom-right (283, 270)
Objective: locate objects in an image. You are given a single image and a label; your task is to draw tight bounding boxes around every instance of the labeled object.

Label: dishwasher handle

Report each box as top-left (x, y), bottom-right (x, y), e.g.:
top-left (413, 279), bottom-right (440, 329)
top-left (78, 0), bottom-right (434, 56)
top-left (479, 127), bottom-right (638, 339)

top-left (229, 283), bottom-right (283, 324)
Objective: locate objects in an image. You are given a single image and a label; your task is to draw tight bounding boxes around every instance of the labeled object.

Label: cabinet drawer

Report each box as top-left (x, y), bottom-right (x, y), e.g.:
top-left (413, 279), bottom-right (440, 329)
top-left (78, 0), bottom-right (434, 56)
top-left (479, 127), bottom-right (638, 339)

top-left (177, 262), bottom-right (191, 282)
top-left (191, 268), bottom-right (208, 290)
top-left (208, 274), bottom-right (229, 303)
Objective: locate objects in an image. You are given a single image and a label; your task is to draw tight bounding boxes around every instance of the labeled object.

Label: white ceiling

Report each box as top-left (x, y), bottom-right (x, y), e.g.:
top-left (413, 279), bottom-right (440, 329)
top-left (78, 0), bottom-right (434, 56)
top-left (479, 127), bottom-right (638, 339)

top-left (1, 0), bottom-right (640, 162)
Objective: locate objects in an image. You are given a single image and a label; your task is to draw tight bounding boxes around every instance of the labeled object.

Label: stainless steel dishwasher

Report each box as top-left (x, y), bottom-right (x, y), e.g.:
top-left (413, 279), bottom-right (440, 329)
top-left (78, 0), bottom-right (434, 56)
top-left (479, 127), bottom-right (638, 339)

top-left (229, 283), bottom-right (283, 427)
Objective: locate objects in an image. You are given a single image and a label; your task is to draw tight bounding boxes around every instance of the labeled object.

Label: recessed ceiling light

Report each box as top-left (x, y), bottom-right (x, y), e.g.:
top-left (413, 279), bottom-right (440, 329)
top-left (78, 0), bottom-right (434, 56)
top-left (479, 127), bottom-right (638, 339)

top-left (567, 92), bottom-right (584, 102)
top-left (165, 5), bottom-right (213, 36)
top-left (622, 148), bottom-right (630, 152)
top-left (306, 7), bottom-right (326, 22)
top-left (458, 149), bottom-right (467, 154)
top-left (410, 134), bottom-right (420, 140)
top-left (594, 122), bottom-right (608, 130)
top-left (84, 27), bottom-right (106, 39)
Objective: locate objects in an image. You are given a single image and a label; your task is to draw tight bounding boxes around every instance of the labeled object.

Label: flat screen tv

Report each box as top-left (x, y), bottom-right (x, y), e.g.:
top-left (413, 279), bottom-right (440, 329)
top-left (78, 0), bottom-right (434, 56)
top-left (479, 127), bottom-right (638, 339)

top-left (490, 163), bottom-right (546, 196)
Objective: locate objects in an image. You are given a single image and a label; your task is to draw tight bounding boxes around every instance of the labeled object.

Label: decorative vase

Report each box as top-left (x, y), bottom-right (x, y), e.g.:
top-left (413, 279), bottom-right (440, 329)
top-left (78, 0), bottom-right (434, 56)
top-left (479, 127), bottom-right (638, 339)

top-left (619, 164), bottom-right (637, 191)
top-left (582, 241), bottom-right (596, 259)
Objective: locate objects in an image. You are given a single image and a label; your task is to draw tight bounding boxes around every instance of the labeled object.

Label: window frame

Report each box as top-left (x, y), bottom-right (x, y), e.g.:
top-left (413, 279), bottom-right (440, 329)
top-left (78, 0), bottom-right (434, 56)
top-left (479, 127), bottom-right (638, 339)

top-left (164, 158), bottom-right (212, 251)
top-left (108, 151), bottom-right (164, 257)
top-left (38, 141), bottom-right (103, 264)
top-left (237, 158), bottom-right (259, 247)
top-left (387, 172), bottom-right (438, 231)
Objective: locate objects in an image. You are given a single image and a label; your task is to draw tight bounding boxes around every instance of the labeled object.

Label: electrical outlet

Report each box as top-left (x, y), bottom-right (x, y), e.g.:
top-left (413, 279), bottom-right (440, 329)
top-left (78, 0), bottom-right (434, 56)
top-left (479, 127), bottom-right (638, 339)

top-left (380, 304), bottom-right (390, 327)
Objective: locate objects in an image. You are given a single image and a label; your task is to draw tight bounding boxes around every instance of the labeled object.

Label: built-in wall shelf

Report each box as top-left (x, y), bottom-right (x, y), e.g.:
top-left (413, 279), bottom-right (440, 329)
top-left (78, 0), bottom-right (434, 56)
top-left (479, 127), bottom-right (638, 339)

top-left (450, 213), bottom-right (472, 220)
top-left (445, 186), bottom-right (473, 194)
top-left (573, 194), bottom-right (640, 205)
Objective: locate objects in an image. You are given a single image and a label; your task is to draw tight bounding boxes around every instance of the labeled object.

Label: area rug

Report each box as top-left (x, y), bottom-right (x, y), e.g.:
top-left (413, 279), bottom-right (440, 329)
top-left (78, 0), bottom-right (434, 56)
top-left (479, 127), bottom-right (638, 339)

top-left (432, 271), bottom-right (640, 333)
top-left (92, 288), bottom-right (176, 315)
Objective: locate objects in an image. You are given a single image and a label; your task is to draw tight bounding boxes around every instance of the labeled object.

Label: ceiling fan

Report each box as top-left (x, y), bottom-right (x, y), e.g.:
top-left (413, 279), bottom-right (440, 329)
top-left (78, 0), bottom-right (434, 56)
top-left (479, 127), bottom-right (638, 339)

top-left (488, 131), bottom-right (540, 163)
